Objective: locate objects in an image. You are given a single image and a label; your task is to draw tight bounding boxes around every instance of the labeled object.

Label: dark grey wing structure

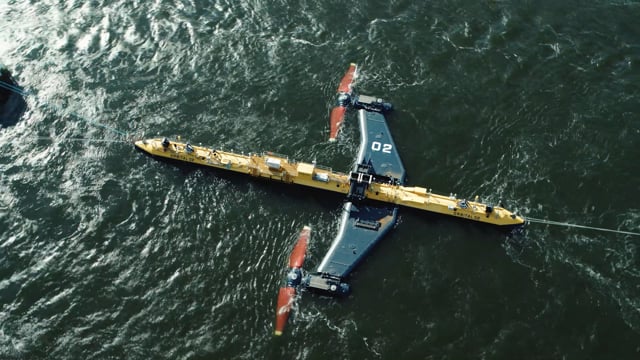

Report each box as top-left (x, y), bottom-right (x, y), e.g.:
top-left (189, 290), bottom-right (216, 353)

top-left (304, 109), bottom-right (405, 295)
top-left (354, 109), bottom-right (405, 183)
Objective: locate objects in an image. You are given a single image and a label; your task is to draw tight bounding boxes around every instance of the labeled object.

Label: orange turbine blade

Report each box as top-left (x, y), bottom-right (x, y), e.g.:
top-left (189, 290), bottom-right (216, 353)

top-left (274, 287), bottom-right (296, 336)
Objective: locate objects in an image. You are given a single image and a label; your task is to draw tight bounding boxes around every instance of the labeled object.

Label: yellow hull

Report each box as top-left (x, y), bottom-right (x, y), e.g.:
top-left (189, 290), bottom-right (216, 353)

top-left (135, 138), bottom-right (525, 228)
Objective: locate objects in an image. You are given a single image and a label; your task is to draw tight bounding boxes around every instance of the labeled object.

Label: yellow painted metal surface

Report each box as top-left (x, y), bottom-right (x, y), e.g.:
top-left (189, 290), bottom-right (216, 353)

top-left (135, 138), bottom-right (525, 227)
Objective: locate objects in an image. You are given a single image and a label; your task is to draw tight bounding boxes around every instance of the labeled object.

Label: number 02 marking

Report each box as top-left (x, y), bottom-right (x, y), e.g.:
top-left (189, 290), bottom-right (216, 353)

top-left (371, 141), bottom-right (392, 153)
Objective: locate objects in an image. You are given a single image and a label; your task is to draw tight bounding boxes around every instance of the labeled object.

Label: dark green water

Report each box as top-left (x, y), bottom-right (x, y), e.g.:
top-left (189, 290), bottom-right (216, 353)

top-left (1, 1), bottom-right (640, 359)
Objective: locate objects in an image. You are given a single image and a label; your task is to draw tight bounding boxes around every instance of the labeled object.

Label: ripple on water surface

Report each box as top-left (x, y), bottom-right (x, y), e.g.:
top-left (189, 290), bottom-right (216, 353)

top-left (1, 0), bottom-right (640, 359)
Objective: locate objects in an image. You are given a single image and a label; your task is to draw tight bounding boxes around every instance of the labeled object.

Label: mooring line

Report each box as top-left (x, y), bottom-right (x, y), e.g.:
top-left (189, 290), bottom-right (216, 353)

top-left (526, 217), bottom-right (640, 236)
top-left (0, 80), bottom-right (130, 138)
top-left (0, 80), bottom-right (29, 97)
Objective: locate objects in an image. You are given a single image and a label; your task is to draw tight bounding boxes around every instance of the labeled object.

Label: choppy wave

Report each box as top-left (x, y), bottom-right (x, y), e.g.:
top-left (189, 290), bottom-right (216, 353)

top-left (1, 0), bottom-right (639, 359)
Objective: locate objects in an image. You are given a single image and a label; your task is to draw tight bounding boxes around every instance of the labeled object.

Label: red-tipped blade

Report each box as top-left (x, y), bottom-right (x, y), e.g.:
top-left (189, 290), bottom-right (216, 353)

top-left (274, 286), bottom-right (296, 336)
top-left (289, 225), bottom-right (310, 268)
top-left (337, 63), bottom-right (357, 94)
top-left (329, 106), bottom-right (347, 142)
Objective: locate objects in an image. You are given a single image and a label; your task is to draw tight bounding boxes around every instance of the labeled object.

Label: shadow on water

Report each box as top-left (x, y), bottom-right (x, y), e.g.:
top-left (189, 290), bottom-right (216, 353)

top-left (0, 66), bottom-right (27, 128)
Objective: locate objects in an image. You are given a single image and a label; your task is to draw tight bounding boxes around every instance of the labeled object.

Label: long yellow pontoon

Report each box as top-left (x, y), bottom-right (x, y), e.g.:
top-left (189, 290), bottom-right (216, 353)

top-left (135, 137), bottom-right (524, 228)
